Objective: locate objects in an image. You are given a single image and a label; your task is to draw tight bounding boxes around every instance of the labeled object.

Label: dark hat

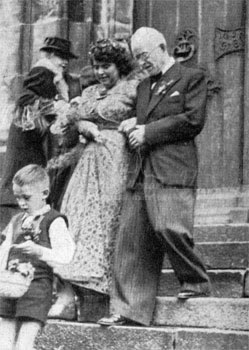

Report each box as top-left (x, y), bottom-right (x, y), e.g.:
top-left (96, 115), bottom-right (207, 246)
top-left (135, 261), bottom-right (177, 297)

top-left (40, 37), bottom-right (78, 59)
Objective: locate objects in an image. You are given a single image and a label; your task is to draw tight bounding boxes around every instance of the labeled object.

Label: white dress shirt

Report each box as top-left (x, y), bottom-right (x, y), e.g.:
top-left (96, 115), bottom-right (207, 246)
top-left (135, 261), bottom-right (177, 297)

top-left (2, 204), bottom-right (75, 269)
top-left (151, 56), bottom-right (176, 89)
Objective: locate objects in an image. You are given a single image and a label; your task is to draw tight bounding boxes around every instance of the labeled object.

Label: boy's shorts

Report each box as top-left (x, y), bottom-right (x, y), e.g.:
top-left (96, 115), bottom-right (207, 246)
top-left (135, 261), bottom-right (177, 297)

top-left (0, 278), bottom-right (53, 325)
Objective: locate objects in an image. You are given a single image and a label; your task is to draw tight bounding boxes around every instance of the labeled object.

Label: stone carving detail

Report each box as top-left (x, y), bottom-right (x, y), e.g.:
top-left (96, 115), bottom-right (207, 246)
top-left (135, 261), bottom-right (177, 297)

top-left (173, 30), bottom-right (221, 96)
top-left (173, 29), bottom-right (198, 62)
top-left (214, 28), bottom-right (245, 60)
top-left (199, 64), bottom-right (222, 97)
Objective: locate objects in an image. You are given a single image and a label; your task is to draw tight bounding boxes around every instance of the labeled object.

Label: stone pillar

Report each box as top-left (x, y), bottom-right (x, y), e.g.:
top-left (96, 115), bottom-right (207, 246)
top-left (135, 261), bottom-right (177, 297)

top-left (0, 0), bottom-right (26, 142)
top-left (68, 0), bottom-right (94, 74)
top-left (93, 0), bottom-right (134, 39)
top-left (243, 0), bottom-right (249, 187)
top-left (30, 0), bottom-right (68, 66)
top-left (238, 0), bottom-right (249, 208)
top-left (0, 0), bottom-right (68, 143)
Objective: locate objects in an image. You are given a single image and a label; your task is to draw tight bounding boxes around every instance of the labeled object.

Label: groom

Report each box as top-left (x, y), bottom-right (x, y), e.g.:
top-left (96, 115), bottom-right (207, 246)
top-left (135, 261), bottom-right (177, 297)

top-left (99, 27), bottom-right (211, 326)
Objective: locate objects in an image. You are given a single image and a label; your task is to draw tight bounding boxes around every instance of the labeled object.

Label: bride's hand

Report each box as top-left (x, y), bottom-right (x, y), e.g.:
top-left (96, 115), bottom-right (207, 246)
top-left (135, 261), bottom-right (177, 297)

top-left (70, 96), bottom-right (81, 108)
top-left (118, 117), bottom-right (137, 134)
top-left (77, 120), bottom-right (97, 134)
top-left (77, 120), bottom-right (105, 143)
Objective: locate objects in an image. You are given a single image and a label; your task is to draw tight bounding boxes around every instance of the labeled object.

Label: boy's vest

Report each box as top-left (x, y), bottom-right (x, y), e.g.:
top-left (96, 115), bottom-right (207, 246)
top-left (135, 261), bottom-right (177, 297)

top-left (8, 209), bottom-right (67, 280)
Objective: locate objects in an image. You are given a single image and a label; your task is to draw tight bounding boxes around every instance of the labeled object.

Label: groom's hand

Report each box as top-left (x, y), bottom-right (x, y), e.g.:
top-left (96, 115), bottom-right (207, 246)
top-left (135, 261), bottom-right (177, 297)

top-left (128, 125), bottom-right (145, 149)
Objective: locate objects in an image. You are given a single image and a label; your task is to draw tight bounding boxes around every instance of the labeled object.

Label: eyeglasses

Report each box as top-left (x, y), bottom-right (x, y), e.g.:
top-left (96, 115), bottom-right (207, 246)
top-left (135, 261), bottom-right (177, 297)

top-left (135, 45), bottom-right (160, 61)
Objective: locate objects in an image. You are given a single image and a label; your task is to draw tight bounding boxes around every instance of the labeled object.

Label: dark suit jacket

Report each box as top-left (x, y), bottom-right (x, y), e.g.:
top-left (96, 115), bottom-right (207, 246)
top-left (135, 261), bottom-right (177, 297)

top-left (0, 67), bottom-right (81, 205)
top-left (127, 62), bottom-right (207, 189)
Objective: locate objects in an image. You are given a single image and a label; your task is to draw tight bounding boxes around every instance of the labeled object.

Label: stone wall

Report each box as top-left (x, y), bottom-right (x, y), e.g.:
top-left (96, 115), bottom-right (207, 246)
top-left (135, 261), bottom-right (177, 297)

top-left (0, 0), bottom-right (68, 142)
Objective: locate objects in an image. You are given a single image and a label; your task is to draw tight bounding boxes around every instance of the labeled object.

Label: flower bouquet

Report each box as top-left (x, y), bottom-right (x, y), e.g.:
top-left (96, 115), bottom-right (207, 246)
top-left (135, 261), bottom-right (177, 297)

top-left (47, 98), bottom-right (87, 171)
top-left (13, 98), bottom-right (56, 132)
top-left (21, 216), bottom-right (41, 243)
top-left (0, 259), bottom-right (35, 299)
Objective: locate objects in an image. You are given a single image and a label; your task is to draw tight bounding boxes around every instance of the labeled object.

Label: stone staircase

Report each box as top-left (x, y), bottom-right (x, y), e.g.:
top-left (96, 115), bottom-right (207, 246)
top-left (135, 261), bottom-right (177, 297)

top-left (36, 224), bottom-right (249, 350)
top-left (1, 143), bottom-right (248, 349)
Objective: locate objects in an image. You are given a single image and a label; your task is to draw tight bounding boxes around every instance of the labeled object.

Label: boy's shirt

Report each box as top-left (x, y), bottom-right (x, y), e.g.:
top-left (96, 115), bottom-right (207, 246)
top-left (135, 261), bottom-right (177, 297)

top-left (2, 205), bottom-right (75, 269)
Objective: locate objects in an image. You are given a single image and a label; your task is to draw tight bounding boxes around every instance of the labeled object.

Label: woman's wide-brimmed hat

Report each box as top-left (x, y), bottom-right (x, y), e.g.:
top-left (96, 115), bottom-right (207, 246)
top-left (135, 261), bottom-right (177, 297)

top-left (40, 37), bottom-right (78, 59)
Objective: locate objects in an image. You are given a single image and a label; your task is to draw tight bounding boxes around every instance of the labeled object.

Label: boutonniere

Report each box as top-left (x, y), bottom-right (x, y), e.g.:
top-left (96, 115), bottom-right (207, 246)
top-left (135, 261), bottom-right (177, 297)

top-left (21, 216), bottom-right (41, 243)
top-left (96, 85), bottom-right (108, 100)
top-left (155, 79), bottom-right (175, 96)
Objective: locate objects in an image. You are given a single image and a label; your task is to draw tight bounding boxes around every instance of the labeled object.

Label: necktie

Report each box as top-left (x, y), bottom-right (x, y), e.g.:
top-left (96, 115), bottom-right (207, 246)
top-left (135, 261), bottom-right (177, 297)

top-left (150, 72), bottom-right (163, 99)
top-left (150, 72), bottom-right (162, 87)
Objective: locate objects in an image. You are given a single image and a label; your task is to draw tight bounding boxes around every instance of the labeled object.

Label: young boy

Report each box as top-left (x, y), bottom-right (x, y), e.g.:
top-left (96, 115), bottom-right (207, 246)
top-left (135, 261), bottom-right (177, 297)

top-left (0, 164), bottom-right (75, 350)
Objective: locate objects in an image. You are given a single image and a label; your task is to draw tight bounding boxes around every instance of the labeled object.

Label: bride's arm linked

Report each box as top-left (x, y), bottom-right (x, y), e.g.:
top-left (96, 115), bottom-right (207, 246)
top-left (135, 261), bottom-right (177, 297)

top-left (69, 92), bottom-right (105, 143)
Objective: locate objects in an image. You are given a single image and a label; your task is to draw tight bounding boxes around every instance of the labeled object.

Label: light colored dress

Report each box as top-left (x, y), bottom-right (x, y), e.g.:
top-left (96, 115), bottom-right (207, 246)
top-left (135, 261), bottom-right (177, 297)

top-left (56, 78), bottom-right (138, 294)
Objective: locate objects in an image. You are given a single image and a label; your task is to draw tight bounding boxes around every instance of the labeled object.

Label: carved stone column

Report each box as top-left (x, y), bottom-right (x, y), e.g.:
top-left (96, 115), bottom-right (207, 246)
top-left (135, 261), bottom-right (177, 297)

top-left (93, 0), bottom-right (134, 39)
top-left (238, 0), bottom-right (249, 209)
top-left (0, 0), bottom-right (68, 142)
top-left (0, 0), bottom-right (25, 142)
top-left (243, 0), bottom-right (249, 187)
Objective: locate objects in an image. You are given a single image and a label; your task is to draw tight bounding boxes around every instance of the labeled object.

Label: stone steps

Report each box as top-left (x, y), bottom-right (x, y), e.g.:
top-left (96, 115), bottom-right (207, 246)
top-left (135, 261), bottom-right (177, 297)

top-left (195, 209), bottom-right (248, 225)
top-left (153, 297), bottom-right (249, 331)
top-left (163, 241), bottom-right (249, 269)
top-left (37, 320), bottom-right (249, 350)
top-left (159, 269), bottom-right (244, 298)
top-left (37, 223), bottom-right (248, 349)
top-left (193, 224), bottom-right (249, 242)
top-left (196, 241), bottom-right (249, 269)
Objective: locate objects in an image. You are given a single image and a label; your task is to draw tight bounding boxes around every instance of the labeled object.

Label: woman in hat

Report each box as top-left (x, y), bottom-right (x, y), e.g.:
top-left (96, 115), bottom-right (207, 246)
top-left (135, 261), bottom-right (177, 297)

top-left (54, 39), bottom-right (143, 321)
top-left (0, 37), bottom-right (80, 229)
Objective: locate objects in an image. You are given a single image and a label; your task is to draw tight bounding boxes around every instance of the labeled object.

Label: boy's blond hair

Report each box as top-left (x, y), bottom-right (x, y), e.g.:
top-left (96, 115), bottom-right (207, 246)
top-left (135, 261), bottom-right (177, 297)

top-left (13, 164), bottom-right (50, 190)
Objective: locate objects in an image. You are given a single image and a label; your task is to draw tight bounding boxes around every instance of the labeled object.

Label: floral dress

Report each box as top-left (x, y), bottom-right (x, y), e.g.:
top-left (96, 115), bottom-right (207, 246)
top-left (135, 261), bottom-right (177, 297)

top-left (56, 78), bottom-right (138, 294)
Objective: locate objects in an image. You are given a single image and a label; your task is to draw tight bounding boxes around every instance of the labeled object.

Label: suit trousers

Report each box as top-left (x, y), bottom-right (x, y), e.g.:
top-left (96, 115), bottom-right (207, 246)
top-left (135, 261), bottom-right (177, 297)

top-left (112, 175), bottom-right (210, 325)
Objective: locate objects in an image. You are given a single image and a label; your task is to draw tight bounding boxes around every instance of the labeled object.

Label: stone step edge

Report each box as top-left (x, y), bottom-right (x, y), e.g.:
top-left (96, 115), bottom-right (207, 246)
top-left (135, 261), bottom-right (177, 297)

top-left (194, 223), bottom-right (249, 228)
top-left (159, 269), bottom-right (244, 298)
top-left (154, 297), bottom-right (249, 331)
top-left (194, 224), bottom-right (249, 241)
top-left (161, 268), bottom-right (245, 273)
top-left (37, 321), bottom-right (249, 350)
top-left (155, 296), bottom-right (249, 303)
top-left (43, 320), bottom-right (249, 335)
top-left (195, 241), bottom-right (249, 245)
top-left (163, 242), bottom-right (249, 270)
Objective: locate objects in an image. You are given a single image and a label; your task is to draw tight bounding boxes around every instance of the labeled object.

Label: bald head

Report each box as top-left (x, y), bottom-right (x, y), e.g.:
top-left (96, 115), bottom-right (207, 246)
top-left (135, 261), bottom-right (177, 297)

top-left (131, 27), bottom-right (167, 55)
top-left (131, 27), bottom-right (171, 77)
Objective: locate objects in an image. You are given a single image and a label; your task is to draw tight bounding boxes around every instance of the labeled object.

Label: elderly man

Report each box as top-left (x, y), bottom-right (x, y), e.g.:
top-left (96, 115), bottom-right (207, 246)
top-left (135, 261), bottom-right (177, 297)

top-left (99, 27), bottom-right (211, 327)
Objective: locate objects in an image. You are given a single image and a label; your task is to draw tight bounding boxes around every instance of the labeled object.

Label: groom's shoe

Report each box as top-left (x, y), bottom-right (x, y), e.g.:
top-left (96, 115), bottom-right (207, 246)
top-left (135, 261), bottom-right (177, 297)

top-left (98, 314), bottom-right (128, 326)
top-left (177, 282), bottom-right (211, 300)
top-left (177, 290), bottom-right (210, 300)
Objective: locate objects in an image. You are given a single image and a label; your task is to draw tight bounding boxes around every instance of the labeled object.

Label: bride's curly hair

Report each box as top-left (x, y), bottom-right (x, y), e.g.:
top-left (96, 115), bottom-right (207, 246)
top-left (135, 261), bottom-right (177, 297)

top-left (89, 39), bottom-right (134, 77)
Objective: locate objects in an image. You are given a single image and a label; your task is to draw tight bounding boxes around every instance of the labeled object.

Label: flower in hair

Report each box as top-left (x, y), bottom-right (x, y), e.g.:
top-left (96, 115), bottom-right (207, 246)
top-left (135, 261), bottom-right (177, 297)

top-left (89, 39), bottom-right (125, 56)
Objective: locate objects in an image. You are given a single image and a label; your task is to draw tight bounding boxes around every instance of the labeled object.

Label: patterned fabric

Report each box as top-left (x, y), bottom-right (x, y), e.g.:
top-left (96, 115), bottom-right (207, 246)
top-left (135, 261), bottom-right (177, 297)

top-left (56, 79), bottom-right (138, 294)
